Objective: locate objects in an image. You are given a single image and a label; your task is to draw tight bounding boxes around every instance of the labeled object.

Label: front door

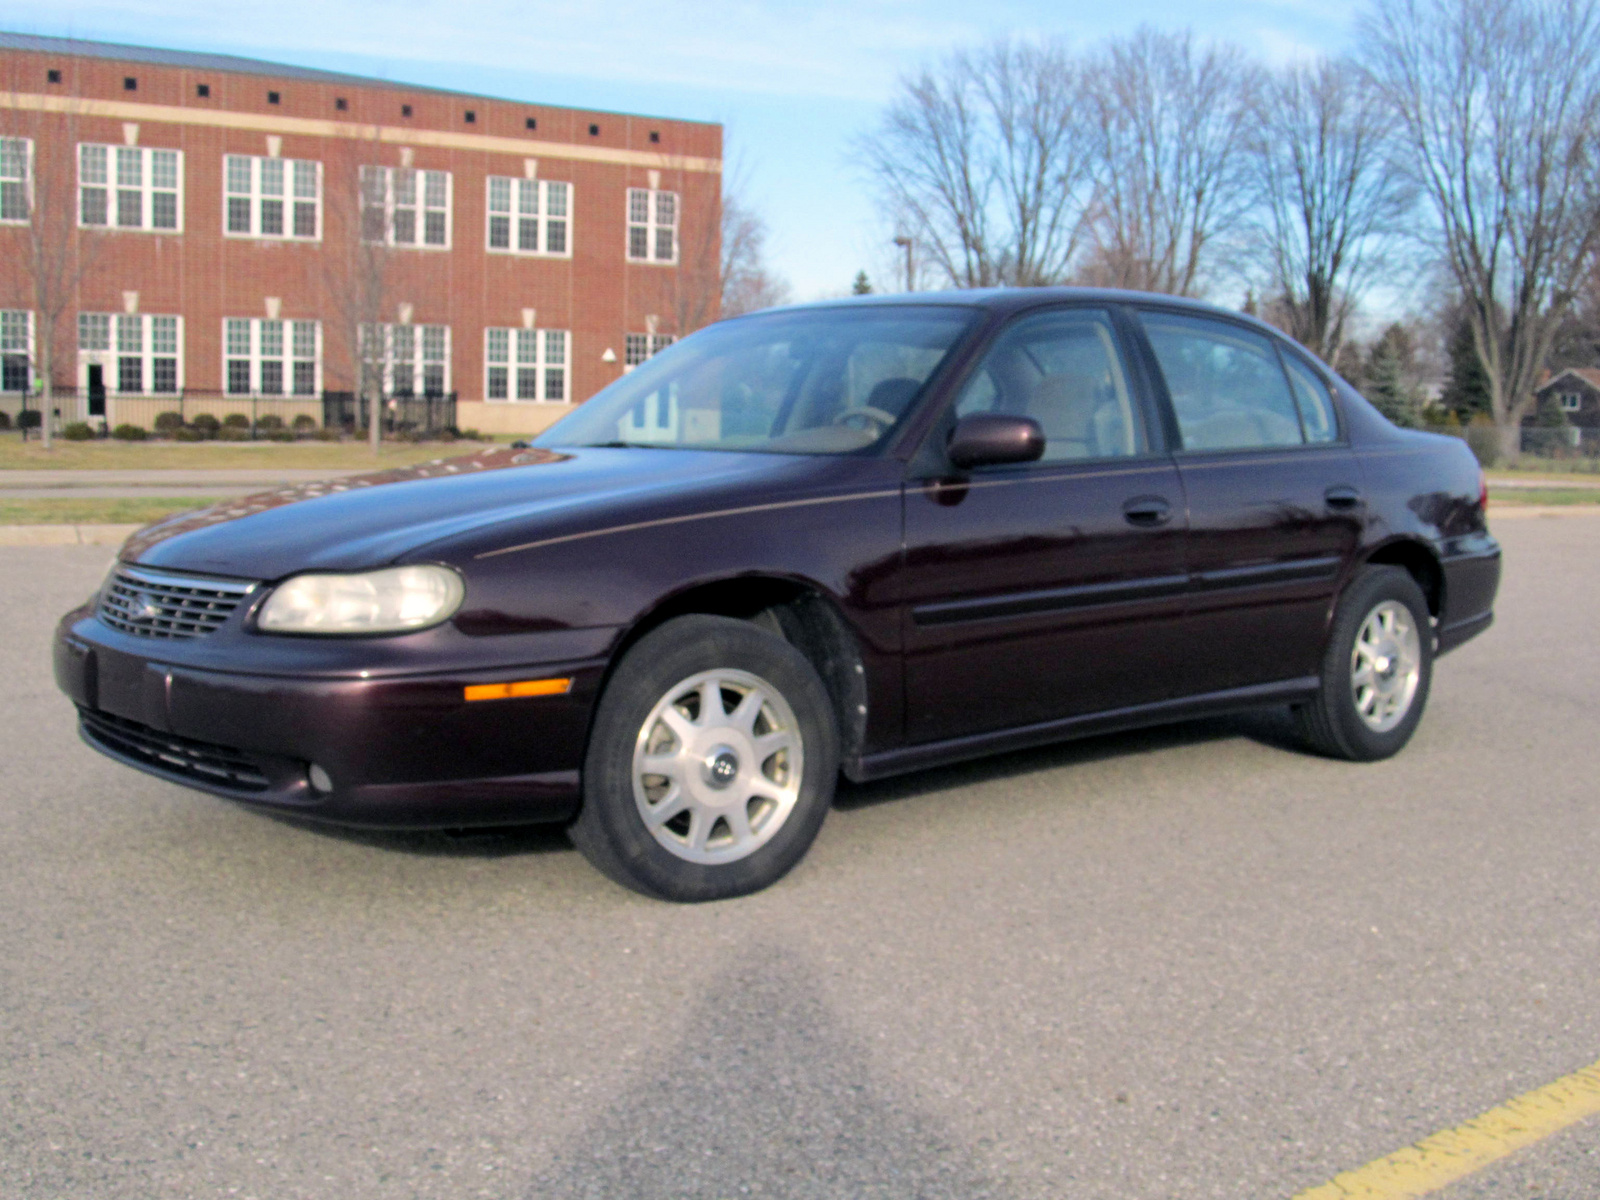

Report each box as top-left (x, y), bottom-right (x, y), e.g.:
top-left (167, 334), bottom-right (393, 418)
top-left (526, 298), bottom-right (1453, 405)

top-left (901, 306), bottom-right (1189, 744)
top-left (87, 364), bottom-right (106, 418)
top-left (1134, 308), bottom-right (1363, 694)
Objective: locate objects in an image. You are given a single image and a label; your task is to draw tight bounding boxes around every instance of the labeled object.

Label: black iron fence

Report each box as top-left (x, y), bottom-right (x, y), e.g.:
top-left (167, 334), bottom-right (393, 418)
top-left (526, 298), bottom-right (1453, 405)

top-left (321, 391), bottom-right (458, 436)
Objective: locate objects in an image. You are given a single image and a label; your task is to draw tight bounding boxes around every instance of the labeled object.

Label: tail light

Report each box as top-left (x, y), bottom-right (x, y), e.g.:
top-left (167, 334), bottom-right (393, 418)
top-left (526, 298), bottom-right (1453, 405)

top-left (1479, 469), bottom-right (1489, 513)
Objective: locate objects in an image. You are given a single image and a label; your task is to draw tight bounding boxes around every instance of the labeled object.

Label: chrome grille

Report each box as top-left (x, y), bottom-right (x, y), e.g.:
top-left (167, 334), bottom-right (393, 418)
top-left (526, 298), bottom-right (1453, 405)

top-left (98, 565), bottom-right (258, 639)
top-left (79, 707), bottom-right (271, 792)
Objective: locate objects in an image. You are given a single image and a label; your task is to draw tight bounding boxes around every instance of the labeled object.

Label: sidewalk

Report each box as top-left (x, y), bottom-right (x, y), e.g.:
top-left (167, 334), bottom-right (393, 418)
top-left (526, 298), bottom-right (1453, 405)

top-left (0, 467), bottom-right (366, 500)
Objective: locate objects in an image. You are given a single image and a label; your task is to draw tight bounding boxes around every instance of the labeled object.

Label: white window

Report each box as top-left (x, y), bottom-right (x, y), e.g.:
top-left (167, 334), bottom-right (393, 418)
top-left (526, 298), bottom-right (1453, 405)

top-left (360, 324), bottom-right (451, 396)
top-left (1559, 392), bottom-right (1583, 413)
top-left (1, 138), bottom-right (31, 223)
top-left (78, 144), bottom-right (182, 231)
top-left (1, 310), bottom-right (32, 392)
top-left (225, 155), bottom-right (321, 240)
top-left (626, 187), bottom-right (678, 264)
top-left (79, 312), bottom-right (183, 394)
top-left (224, 318), bottom-right (321, 396)
top-left (485, 177), bottom-right (572, 257)
top-left (484, 327), bottom-right (569, 401)
top-left (360, 166), bottom-right (451, 248)
top-left (624, 332), bottom-right (675, 368)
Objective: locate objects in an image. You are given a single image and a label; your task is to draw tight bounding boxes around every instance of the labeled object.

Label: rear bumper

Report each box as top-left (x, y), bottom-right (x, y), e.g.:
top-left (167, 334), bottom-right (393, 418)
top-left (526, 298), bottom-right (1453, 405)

top-left (55, 614), bottom-right (604, 828)
top-left (1437, 533), bottom-right (1501, 656)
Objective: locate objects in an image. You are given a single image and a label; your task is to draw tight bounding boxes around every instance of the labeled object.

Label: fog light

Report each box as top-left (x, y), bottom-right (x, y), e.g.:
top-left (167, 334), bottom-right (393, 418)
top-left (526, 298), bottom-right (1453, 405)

top-left (308, 764), bottom-right (333, 794)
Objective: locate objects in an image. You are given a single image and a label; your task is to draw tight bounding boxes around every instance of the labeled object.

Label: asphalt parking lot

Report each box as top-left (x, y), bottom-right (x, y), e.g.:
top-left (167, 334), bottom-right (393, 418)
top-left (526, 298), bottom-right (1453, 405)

top-left (2, 515), bottom-right (1597, 1200)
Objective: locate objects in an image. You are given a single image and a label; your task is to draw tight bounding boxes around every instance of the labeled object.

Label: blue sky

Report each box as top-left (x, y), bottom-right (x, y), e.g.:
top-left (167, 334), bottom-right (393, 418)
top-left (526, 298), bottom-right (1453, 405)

top-left (8, 0), bottom-right (1360, 302)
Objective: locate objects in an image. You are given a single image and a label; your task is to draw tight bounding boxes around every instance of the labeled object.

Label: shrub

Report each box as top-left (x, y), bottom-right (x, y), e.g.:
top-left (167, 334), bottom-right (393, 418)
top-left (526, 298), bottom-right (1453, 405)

top-left (313, 427), bottom-right (342, 441)
top-left (190, 413), bottom-right (221, 437)
top-left (222, 413), bottom-right (250, 430)
top-left (172, 426), bottom-right (204, 442)
top-left (291, 414), bottom-right (318, 431)
top-left (17, 410), bottom-right (41, 429)
top-left (111, 423), bottom-right (147, 441)
top-left (61, 421), bottom-right (95, 441)
top-left (0, 410), bottom-right (11, 429)
top-left (153, 411), bottom-right (185, 433)
top-left (267, 429), bottom-right (294, 442)
top-left (457, 428), bottom-right (482, 441)
top-left (256, 414), bottom-right (285, 431)
top-left (217, 425), bottom-right (249, 441)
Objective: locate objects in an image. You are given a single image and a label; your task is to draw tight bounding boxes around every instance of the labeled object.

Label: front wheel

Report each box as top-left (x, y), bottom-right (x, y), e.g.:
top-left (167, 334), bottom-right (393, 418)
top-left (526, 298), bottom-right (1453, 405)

top-left (1295, 566), bottom-right (1433, 761)
top-left (570, 615), bottom-right (839, 901)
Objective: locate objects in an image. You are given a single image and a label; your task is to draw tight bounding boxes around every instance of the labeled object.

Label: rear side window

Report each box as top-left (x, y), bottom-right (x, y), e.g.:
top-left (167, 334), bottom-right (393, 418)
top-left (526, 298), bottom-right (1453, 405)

top-left (1141, 312), bottom-right (1305, 451)
top-left (954, 308), bottom-right (1145, 462)
top-left (1280, 352), bottom-right (1340, 443)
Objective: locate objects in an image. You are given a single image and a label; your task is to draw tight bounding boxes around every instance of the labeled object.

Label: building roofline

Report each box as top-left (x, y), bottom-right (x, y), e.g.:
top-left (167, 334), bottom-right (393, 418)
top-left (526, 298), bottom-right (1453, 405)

top-left (0, 31), bottom-right (721, 129)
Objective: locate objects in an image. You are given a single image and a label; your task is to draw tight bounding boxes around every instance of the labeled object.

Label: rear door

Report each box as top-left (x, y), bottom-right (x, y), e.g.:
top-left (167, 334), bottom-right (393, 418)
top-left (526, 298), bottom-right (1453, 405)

top-left (1133, 309), bottom-right (1361, 694)
top-left (900, 305), bottom-right (1190, 744)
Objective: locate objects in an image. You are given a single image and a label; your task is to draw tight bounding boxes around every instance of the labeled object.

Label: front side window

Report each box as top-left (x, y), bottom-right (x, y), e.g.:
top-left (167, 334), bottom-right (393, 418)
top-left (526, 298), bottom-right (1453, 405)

top-left (224, 318), bottom-right (320, 395)
top-left (79, 144), bottom-right (182, 231)
top-left (361, 166), bottom-right (451, 248)
top-left (225, 155), bottom-right (321, 240)
top-left (484, 326), bottom-right (571, 401)
top-left (626, 187), bottom-right (677, 264)
top-left (1140, 312), bottom-right (1309, 451)
top-left (485, 177), bottom-right (572, 256)
top-left (76, 312), bottom-right (181, 394)
top-left (1, 310), bottom-right (31, 392)
top-left (953, 308), bottom-right (1145, 462)
top-left (0, 137), bottom-right (31, 223)
top-left (359, 323), bottom-right (451, 396)
top-left (538, 306), bottom-right (976, 455)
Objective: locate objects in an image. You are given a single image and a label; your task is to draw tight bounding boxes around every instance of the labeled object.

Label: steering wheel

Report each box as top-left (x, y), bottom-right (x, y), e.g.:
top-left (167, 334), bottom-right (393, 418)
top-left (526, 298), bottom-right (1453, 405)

top-left (830, 406), bottom-right (899, 432)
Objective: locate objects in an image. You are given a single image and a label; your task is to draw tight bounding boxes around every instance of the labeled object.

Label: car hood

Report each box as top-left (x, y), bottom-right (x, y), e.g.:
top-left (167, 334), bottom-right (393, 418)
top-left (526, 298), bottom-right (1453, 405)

top-left (124, 446), bottom-right (879, 580)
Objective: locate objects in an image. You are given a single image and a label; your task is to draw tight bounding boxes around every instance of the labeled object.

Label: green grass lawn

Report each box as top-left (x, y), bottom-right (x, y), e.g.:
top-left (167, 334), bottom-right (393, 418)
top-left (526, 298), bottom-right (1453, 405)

top-left (1488, 487), bottom-right (1600, 506)
top-left (0, 432), bottom-right (506, 471)
top-left (0, 497), bottom-right (224, 525)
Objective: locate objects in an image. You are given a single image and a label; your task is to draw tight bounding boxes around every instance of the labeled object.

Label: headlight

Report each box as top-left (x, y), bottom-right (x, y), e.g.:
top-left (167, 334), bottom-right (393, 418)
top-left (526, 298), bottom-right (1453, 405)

top-left (257, 565), bottom-right (464, 635)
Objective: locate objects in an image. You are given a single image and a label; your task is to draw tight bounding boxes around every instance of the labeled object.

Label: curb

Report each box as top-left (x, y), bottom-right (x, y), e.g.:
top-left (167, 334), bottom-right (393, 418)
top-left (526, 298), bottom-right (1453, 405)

top-left (0, 524), bottom-right (142, 546)
top-left (1489, 505), bottom-right (1600, 519)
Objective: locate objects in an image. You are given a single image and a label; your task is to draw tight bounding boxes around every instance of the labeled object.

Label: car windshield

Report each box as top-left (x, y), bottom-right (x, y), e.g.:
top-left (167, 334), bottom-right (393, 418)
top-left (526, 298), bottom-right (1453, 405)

top-left (535, 305), bottom-right (979, 455)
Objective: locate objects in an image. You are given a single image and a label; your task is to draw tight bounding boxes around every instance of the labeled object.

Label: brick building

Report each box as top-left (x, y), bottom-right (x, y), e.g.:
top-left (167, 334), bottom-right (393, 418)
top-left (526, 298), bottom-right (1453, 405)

top-left (0, 32), bottom-right (722, 434)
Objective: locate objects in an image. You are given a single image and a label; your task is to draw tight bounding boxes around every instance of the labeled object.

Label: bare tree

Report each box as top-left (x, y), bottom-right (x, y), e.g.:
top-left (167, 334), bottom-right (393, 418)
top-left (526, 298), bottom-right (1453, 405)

top-left (1248, 58), bottom-right (1413, 362)
top-left (660, 156), bottom-right (789, 334)
top-left (317, 131), bottom-right (396, 456)
top-left (1362, 0), bottom-right (1600, 460)
top-left (718, 193), bottom-right (790, 317)
top-left (0, 93), bottom-right (102, 448)
top-left (859, 39), bottom-right (1094, 288)
top-left (1078, 28), bottom-right (1259, 297)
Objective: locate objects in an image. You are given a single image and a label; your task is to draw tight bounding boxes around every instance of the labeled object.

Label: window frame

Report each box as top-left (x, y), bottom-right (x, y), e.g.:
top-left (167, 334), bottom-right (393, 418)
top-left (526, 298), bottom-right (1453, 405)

top-left (1559, 391), bottom-right (1583, 413)
top-left (77, 312), bottom-right (185, 395)
top-left (483, 326), bottom-right (571, 402)
top-left (1133, 305), bottom-right (1348, 454)
top-left (1, 309), bottom-right (33, 393)
top-left (77, 143), bottom-right (184, 232)
top-left (221, 317), bottom-right (322, 397)
top-left (358, 323), bottom-right (452, 397)
top-left (484, 176), bottom-right (573, 258)
top-left (360, 165), bottom-right (452, 250)
top-left (623, 332), bottom-right (676, 370)
top-left (223, 154), bottom-right (322, 241)
top-left (1, 136), bottom-right (32, 224)
top-left (625, 186), bottom-right (678, 265)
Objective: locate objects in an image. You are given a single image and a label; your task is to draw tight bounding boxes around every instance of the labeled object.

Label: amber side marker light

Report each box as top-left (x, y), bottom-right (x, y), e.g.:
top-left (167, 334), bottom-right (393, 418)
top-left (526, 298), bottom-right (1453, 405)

top-left (464, 678), bottom-right (573, 702)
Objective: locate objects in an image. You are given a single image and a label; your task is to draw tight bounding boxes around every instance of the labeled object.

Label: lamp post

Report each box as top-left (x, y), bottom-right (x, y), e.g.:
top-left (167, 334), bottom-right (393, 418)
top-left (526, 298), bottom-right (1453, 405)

top-left (893, 235), bottom-right (914, 292)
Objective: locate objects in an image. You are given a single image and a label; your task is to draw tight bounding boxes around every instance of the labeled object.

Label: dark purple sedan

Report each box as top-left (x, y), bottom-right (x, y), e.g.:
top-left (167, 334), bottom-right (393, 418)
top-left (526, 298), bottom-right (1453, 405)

top-left (53, 290), bottom-right (1501, 900)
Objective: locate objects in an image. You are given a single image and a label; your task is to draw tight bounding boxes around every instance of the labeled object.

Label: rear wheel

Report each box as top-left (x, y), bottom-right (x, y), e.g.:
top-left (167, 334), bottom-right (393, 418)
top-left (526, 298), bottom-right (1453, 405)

top-left (570, 615), bottom-right (838, 901)
top-left (1295, 566), bottom-right (1433, 761)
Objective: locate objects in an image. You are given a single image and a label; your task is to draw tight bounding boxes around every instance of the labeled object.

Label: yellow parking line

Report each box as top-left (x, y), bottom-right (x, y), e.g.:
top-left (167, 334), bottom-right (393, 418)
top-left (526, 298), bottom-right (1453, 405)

top-left (1291, 1057), bottom-right (1600, 1199)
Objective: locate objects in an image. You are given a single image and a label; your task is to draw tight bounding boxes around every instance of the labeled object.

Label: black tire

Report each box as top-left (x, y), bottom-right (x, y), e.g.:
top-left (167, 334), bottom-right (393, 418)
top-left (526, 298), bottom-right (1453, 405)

top-left (570, 614), bottom-right (839, 901)
top-left (1295, 565), bottom-right (1433, 761)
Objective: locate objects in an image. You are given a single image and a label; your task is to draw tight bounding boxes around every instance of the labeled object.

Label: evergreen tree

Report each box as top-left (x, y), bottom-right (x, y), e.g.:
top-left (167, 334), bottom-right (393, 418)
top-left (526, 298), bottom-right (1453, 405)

top-left (1363, 323), bottom-right (1423, 427)
top-left (1439, 311), bottom-right (1492, 420)
top-left (851, 270), bottom-right (873, 295)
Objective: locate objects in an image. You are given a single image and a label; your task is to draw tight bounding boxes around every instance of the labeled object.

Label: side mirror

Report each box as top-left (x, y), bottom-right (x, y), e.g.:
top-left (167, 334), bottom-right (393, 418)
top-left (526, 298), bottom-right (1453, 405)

top-left (946, 414), bottom-right (1045, 470)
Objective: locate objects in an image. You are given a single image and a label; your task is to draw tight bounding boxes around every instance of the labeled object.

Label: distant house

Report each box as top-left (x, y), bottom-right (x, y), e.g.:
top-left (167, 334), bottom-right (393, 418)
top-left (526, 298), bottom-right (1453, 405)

top-left (1528, 368), bottom-right (1600, 429)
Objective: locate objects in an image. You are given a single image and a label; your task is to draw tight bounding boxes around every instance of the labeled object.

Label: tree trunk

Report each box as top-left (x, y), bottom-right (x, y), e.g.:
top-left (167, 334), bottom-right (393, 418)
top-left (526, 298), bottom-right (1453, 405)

top-left (369, 382), bottom-right (381, 458)
top-left (1498, 419), bottom-right (1521, 466)
top-left (39, 330), bottom-right (53, 451)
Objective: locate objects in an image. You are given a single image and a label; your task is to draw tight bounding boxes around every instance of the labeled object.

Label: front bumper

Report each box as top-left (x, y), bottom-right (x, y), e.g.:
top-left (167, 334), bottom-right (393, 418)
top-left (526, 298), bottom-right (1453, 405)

top-left (54, 610), bottom-right (610, 828)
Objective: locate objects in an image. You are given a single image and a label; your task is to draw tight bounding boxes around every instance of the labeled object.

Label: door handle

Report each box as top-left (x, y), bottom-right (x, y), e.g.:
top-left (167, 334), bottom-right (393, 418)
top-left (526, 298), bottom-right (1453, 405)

top-left (1122, 496), bottom-right (1172, 527)
top-left (1325, 485), bottom-right (1362, 510)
